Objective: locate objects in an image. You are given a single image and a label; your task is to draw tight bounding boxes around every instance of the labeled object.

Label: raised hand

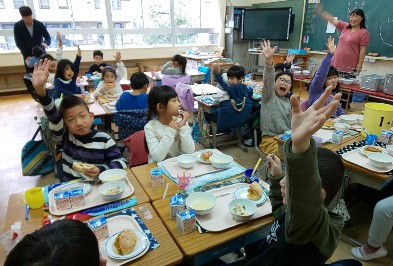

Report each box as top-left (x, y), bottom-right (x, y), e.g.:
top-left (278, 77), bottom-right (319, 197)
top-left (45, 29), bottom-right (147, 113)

top-left (57, 32), bottom-right (63, 48)
top-left (326, 36), bottom-right (336, 54)
top-left (261, 40), bottom-right (277, 66)
top-left (286, 53), bottom-right (296, 64)
top-left (32, 59), bottom-right (50, 98)
top-left (113, 51), bottom-right (121, 62)
top-left (290, 86), bottom-right (341, 154)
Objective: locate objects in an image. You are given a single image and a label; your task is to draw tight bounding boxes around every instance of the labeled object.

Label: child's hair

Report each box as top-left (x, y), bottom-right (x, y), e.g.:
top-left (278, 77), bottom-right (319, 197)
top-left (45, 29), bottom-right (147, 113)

top-left (59, 95), bottom-right (89, 118)
top-left (172, 54), bottom-right (187, 75)
top-left (32, 46), bottom-right (44, 57)
top-left (40, 53), bottom-right (56, 61)
top-left (146, 85), bottom-right (178, 121)
top-left (5, 219), bottom-right (100, 266)
top-left (347, 9), bottom-right (366, 29)
top-left (227, 65), bottom-right (246, 80)
top-left (326, 66), bottom-right (341, 93)
top-left (317, 147), bottom-right (345, 206)
top-left (130, 72), bottom-right (149, 90)
top-left (275, 71), bottom-right (294, 94)
top-left (55, 59), bottom-right (75, 80)
top-left (93, 50), bottom-right (103, 58)
top-left (101, 66), bottom-right (117, 80)
top-left (19, 6), bottom-right (32, 17)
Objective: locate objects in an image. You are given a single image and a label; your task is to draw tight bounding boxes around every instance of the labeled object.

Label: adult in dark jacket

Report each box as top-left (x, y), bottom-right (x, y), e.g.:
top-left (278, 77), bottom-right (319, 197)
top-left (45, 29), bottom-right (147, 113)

top-left (14, 6), bottom-right (51, 73)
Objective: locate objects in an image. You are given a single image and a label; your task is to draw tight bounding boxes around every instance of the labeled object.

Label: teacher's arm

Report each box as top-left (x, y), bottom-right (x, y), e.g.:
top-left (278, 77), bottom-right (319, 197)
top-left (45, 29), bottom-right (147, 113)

top-left (316, 4), bottom-right (338, 27)
top-left (356, 46), bottom-right (367, 71)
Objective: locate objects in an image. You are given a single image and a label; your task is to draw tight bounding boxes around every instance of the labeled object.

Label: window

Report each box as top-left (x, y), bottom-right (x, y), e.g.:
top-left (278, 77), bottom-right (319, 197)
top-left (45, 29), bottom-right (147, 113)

top-left (58, 0), bottom-right (68, 9)
top-left (0, 0), bottom-right (4, 9)
top-left (111, 0), bottom-right (120, 10)
top-left (39, 0), bottom-right (50, 9)
top-left (13, 0), bottom-right (25, 9)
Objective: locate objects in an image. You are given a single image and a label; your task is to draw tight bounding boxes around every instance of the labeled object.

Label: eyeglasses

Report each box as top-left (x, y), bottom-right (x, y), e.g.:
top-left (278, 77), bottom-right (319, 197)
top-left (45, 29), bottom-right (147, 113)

top-left (279, 77), bottom-right (292, 85)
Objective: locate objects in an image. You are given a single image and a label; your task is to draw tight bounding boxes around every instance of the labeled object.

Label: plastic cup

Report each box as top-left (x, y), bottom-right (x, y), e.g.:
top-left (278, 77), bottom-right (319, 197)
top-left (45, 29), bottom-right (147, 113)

top-left (177, 172), bottom-right (191, 190)
top-left (20, 187), bottom-right (44, 209)
top-left (244, 168), bottom-right (259, 184)
top-left (365, 134), bottom-right (378, 145)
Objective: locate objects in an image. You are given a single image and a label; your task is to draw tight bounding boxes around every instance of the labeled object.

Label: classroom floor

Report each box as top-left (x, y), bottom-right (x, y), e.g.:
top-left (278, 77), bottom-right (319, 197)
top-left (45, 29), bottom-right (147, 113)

top-left (0, 90), bottom-right (392, 265)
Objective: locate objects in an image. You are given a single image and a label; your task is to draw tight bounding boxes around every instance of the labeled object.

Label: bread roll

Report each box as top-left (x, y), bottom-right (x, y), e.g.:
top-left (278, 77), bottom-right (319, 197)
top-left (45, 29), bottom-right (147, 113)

top-left (72, 162), bottom-right (94, 173)
top-left (107, 83), bottom-right (115, 89)
top-left (247, 181), bottom-right (262, 200)
top-left (113, 229), bottom-right (137, 255)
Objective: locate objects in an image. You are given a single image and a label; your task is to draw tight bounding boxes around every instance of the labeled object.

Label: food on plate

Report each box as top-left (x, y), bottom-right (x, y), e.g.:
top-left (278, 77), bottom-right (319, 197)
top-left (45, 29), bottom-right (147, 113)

top-left (106, 186), bottom-right (121, 195)
top-left (324, 119), bottom-right (334, 128)
top-left (364, 146), bottom-right (383, 153)
top-left (190, 200), bottom-right (214, 210)
top-left (113, 229), bottom-right (137, 255)
top-left (72, 162), bottom-right (95, 173)
top-left (200, 151), bottom-right (213, 162)
top-left (247, 181), bottom-right (262, 200)
top-left (232, 203), bottom-right (249, 216)
top-left (80, 94), bottom-right (93, 103)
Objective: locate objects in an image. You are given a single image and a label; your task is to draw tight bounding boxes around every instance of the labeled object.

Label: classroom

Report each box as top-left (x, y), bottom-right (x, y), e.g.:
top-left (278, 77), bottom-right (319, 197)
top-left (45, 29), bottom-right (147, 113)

top-left (0, 0), bottom-right (393, 265)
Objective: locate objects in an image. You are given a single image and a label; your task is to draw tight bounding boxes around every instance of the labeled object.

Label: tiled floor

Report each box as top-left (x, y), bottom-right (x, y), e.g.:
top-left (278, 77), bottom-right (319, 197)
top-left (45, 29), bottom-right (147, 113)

top-left (0, 92), bottom-right (392, 265)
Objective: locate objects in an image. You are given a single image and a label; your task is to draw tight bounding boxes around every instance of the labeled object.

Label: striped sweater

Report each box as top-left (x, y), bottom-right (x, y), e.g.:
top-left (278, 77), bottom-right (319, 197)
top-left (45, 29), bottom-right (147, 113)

top-left (40, 94), bottom-right (127, 181)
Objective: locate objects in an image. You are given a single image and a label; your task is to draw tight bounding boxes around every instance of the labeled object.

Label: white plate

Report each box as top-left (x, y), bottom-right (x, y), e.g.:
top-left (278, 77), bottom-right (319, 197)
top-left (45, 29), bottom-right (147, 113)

top-left (109, 101), bottom-right (117, 106)
top-left (104, 94), bottom-right (121, 100)
top-left (104, 229), bottom-right (149, 260)
top-left (233, 185), bottom-right (268, 205)
top-left (322, 125), bottom-right (334, 130)
top-left (85, 98), bottom-right (95, 104)
top-left (59, 182), bottom-right (91, 195)
top-left (196, 153), bottom-right (212, 164)
top-left (358, 146), bottom-right (386, 156)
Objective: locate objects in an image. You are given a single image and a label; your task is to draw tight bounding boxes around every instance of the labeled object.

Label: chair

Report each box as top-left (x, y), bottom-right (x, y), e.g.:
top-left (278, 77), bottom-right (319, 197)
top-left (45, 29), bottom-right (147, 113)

top-left (197, 66), bottom-right (211, 84)
top-left (175, 82), bottom-right (196, 113)
top-left (209, 97), bottom-right (253, 151)
top-left (161, 75), bottom-right (191, 89)
top-left (126, 63), bottom-right (143, 79)
top-left (113, 109), bottom-right (147, 140)
top-left (123, 130), bottom-right (148, 167)
top-left (23, 74), bottom-right (40, 102)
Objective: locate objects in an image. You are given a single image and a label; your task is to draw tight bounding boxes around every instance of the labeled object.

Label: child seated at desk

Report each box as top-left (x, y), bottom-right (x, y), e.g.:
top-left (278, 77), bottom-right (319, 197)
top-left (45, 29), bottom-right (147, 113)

top-left (161, 54), bottom-right (187, 75)
top-left (259, 40), bottom-right (293, 156)
top-left (93, 51), bottom-right (125, 97)
top-left (244, 87), bottom-right (345, 265)
top-left (303, 37), bottom-right (345, 117)
top-left (25, 45), bottom-right (44, 68)
top-left (87, 50), bottom-right (109, 75)
top-left (32, 59), bottom-right (126, 181)
top-left (53, 44), bottom-right (82, 98)
top-left (40, 32), bottom-right (64, 84)
top-left (116, 72), bottom-right (149, 111)
top-left (144, 85), bottom-right (195, 163)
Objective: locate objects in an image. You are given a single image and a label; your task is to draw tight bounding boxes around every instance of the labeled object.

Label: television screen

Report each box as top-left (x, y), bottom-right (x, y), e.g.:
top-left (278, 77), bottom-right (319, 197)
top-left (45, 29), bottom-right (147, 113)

top-left (241, 8), bottom-right (292, 41)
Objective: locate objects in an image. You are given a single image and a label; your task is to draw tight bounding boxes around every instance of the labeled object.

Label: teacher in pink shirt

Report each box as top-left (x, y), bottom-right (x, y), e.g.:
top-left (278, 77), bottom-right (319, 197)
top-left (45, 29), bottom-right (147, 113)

top-left (317, 5), bottom-right (369, 72)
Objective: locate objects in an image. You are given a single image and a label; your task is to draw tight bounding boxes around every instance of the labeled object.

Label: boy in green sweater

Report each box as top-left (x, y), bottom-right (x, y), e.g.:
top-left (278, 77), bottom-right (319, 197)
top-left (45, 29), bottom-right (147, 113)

top-left (245, 86), bottom-right (345, 265)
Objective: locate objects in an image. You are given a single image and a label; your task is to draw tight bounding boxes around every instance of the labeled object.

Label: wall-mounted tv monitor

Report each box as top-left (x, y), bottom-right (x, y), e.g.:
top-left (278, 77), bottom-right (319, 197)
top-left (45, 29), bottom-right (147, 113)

top-left (241, 8), bottom-right (292, 41)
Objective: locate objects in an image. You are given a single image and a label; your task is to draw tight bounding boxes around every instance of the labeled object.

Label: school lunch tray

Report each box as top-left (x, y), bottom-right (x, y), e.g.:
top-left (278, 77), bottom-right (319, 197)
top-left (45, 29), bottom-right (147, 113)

top-left (341, 148), bottom-right (393, 173)
top-left (48, 178), bottom-right (135, 216)
top-left (195, 182), bottom-right (272, 232)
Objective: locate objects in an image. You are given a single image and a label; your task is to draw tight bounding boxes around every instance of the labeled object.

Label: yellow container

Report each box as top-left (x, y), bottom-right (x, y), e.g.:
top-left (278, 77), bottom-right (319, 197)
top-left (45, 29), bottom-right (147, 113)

top-left (362, 103), bottom-right (393, 137)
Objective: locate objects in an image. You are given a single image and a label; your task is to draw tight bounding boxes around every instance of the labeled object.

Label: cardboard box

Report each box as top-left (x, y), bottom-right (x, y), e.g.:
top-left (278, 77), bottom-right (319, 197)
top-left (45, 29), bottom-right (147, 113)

top-left (150, 167), bottom-right (164, 187)
top-left (170, 194), bottom-right (187, 219)
top-left (176, 210), bottom-right (196, 235)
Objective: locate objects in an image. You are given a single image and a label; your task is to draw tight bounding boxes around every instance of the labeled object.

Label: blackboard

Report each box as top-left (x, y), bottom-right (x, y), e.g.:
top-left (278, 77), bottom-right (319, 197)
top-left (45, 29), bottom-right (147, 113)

top-left (301, 0), bottom-right (393, 57)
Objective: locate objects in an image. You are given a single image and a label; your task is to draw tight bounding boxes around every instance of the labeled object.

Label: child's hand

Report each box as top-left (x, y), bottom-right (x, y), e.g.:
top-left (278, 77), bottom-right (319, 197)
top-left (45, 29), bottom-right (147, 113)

top-left (168, 118), bottom-right (180, 130)
top-left (326, 36), bottom-right (336, 54)
top-left (84, 166), bottom-right (100, 178)
top-left (290, 86), bottom-right (341, 154)
top-left (178, 111), bottom-right (190, 127)
top-left (210, 63), bottom-right (220, 74)
top-left (75, 43), bottom-right (81, 56)
top-left (57, 32), bottom-right (63, 47)
top-left (286, 53), bottom-right (296, 65)
top-left (113, 51), bottom-right (121, 62)
top-left (32, 59), bottom-right (50, 97)
top-left (266, 154), bottom-right (282, 177)
top-left (261, 40), bottom-right (277, 64)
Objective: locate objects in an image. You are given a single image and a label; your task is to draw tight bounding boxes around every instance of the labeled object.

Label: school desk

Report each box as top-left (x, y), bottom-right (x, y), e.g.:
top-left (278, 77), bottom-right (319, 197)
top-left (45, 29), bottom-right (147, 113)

top-left (144, 69), bottom-right (206, 84)
top-left (341, 83), bottom-right (393, 103)
top-left (190, 83), bottom-right (221, 95)
top-left (152, 196), bottom-right (273, 266)
top-left (3, 199), bottom-right (183, 266)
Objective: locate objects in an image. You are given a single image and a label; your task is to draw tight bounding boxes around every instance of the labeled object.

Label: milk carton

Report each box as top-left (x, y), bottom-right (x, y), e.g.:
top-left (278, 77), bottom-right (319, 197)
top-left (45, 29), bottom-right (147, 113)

top-left (170, 194), bottom-right (187, 219)
top-left (69, 187), bottom-right (85, 208)
top-left (380, 130), bottom-right (393, 145)
top-left (176, 210), bottom-right (196, 235)
top-left (54, 190), bottom-right (71, 211)
top-left (332, 131), bottom-right (344, 144)
top-left (150, 167), bottom-right (164, 187)
top-left (87, 216), bottom-right (109, 241)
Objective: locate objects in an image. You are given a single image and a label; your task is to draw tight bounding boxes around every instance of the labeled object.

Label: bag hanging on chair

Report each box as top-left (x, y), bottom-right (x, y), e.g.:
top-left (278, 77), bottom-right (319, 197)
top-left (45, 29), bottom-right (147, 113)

top-left (21, 126), bottom-right (55, 176)
top-left (196, 109), bottom-right (210, 147)
top-left (332, 174), bottom-right (352, 226)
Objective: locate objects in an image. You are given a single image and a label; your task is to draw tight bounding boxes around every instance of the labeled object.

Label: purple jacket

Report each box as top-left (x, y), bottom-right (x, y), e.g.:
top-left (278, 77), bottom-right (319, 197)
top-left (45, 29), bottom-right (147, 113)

top-left (305, 52), bottom-right (345, 117)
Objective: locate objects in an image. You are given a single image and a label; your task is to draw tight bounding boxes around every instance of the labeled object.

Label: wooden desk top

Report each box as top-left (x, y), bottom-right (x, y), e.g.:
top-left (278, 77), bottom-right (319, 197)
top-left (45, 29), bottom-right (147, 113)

top-left (152, 197), bottom-right (273, 257)
top-left (3, 198), bottom-right (183, 266)
top-left (131, 163), bottom-right (181, 202)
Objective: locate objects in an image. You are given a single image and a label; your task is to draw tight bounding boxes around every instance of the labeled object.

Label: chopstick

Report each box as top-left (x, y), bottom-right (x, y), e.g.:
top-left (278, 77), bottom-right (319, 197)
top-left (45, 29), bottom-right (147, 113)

top-left (162, 183), bottom-right (169, 199)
